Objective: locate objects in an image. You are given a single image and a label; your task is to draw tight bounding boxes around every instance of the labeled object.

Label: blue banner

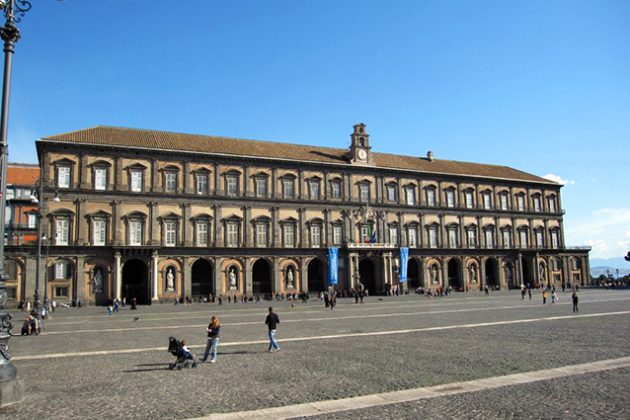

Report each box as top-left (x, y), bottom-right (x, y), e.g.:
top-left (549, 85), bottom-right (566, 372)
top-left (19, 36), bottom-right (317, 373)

top-left (399, 247), bottom-right (409, 283)
top-left (328, 247), bottom-right (338, 285)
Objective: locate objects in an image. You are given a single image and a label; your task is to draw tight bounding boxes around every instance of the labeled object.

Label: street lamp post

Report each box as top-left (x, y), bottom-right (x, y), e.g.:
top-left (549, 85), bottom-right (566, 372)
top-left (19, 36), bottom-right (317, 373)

top-left (0, 0), bottom-right (32, 405)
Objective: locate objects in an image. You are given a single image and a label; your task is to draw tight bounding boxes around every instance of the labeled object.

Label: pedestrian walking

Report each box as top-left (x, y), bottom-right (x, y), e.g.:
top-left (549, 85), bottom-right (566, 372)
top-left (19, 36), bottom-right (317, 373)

top-left (521, 286), bottom-right (526, 300)
top-left (330, 294), bottom-right (336, 311)
top-left (202, 315), bottom-right (221, 363)
top-left (551, 291), bottom-right (557, 304)
top-left (572, 292), bottom-right (579, 313)
top-left (528, 288), bottom-right (532, 300)
top-left (265, 306), bottom-right (280, 352)
top-left (542, 289), bottom-right (548, 304)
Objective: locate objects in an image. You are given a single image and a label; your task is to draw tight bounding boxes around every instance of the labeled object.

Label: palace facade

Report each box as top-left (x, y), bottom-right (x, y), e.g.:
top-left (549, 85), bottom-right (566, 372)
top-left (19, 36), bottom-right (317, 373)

top-left (5, 124), bottom-right (591, 305)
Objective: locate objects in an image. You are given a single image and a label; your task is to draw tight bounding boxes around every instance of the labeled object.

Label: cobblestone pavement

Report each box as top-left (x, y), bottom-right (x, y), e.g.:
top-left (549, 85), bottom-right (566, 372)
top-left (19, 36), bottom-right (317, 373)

top-left (1, 289), bottom-right (629, 419)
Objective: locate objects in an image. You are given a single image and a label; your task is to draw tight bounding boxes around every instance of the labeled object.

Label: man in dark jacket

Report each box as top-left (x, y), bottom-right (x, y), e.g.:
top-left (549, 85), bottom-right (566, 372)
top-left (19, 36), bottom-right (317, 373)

top-left (572, 292), bottom-right (579, 313)
top-left (265, 307), bottom-right (280, 352)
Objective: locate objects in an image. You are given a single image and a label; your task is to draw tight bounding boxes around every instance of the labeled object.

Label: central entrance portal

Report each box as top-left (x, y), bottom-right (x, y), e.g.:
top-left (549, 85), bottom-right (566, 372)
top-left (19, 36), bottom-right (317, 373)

top-left (307, 259), bottom-right (326, 292)
top-left (252, 259), bottom-right (272, 297)
top-left (122, 259), bottom-right (150, 305)
top-left (359, 259), bottom-right (377, 295)
top-left (192, 259), bottom-right (213, 299)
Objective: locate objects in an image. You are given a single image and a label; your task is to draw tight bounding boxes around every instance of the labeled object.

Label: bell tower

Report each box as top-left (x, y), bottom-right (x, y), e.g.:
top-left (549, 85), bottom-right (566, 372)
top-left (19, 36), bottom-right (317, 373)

top-left (348, 123), bottom-right (373, 165)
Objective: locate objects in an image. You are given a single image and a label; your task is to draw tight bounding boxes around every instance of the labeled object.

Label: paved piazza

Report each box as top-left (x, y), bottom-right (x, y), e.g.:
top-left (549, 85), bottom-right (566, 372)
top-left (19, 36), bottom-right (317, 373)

top-left (2, 289), bottom-right (629, 419)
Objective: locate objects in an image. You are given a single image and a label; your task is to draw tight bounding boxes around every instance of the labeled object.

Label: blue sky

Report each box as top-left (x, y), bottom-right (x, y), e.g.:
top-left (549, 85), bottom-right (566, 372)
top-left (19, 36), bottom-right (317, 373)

top-left (6, 0), bottom-right (629, 259)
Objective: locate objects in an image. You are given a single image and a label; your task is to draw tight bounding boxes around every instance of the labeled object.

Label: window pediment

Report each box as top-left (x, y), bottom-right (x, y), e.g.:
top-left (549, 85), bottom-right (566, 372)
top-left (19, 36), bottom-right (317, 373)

top-left (125, 163), bottom-right (148, 171)
top-left (88, 159), bottom-right (112, 168)
top-left (158, 212), bottom-right (181, 221)
top-left (161, 165), bottom-right (180, 173)
top-left (85, 210), bottom-right (111, 220)
top-left (53, 158), bottom-right (76, 166)
top-left (123, 211), bottom-right (147, 221)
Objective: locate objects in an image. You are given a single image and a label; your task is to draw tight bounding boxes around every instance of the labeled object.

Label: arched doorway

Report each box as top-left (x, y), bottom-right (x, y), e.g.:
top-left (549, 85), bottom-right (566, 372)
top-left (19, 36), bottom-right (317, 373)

top-left (122, 259), bottom-right (149, 305)
top-left (521, 256), bottom-right (531, 288)
top-left (359, 259), bottom-right (377, 295)
top-left (408, 259), bottom-right (420, 290)
top-left (307, 259), bottom-right (326, 292)
top-left (192, 259), bottom-right (213, 299)
top-left (448, 258), bottom-right (463, 291)
top-left (485, 258), bottom-right (499, 289)
top-left (252, 259), bottom-right (272, 296)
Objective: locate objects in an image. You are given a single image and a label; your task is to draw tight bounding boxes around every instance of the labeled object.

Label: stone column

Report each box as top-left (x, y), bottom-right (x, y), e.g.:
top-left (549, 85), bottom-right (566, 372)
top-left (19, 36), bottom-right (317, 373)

top-left (534, 253), bottom-right (540, 286)
top-left (300, 256), bottom-right (309, 292)
top-left (182, 257), bottom-right (191, 300)
top-left (80, 153), bottom-right (89, 189)
top-left (213, 257), bottom-right (222, 297)
top-left (271, 207), bottom-right (279, 248)
top-left (271, 168), bottom-right (278, 198)
top-left (215, 163), bottom-right (222, 195)
top-left (181, 203), bottom-right (191, 246)
top-left (419, 213), bottom-right (425, 247)
top-left (480, 258), bottom-right (486, 289)
top-left (398, 212), bottom-right (405, 246)
top-left (298, 170), bottom-right (304, 199)
top-left (151, 158), bottom-right (159, 193)
top-left (114, 252), bottom-right (122, 301)
top-left (273, 257), bottom-right (281, 294)
top-left (112, 200), bottom-right (122, 246)
top-left (244, 257), bottom-right (252, 296)
top-left (115, 156), bottom-right (124, 191)
top-left (242, 206), bottom-right (251, 247)
top-left (243, 165), bottom-right (250, 197)
top-left (149, 202), bottom-right (159, 246)
top-left (298, 208), bottom-right (306, 248)
top-left (442, 258), bottom-right (449, 289)
top-left (75, 199), bottom-right (87, 245)
top-left (76, 256), bottom-right (85, 304)
top-left (324, 209), bottom-right (331, 247)
top-left (184, 162), bottom-right (192, 194)
top-left (151, 251), bottom-right (159, 302)
top-left (344, 173), bottom-right (351, 202)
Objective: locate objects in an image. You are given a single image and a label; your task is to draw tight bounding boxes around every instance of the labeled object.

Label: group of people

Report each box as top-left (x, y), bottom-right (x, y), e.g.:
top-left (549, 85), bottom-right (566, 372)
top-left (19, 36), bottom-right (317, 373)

top-left (182, 307), bottom-right (281, 366)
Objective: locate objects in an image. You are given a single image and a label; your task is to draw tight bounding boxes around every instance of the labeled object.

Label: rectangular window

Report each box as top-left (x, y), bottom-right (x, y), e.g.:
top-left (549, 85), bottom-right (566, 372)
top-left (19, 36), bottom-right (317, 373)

top-left (406, 187), bottom-right (415, 206)
top-left (482, 192), bottom-right (491, 210)
top-left (55, 262), bottom-right (67, 279)
top-left (533, 196), bottom-right (542, 212)
top-left (389, 226), bottom-right (398, 245)
top-left (333, 225), bottom-right (343, 245)
top-left (284, 224), bottom-right (295, 248)
top-left (256, 223), bottom-right (268, 247)
top-left (58, 166), bottom-right (71, 189)
top-left (548, 197), bottom-right (556, 212)
top-left (165, 221), bottom-right (177, 246)
top-left (446, 190), bottom-right (455, 208)
top-left (467, 228), bottom-right (477, 248)
top-left (502, 230), bottom-right (512, 248)
top-left (517, 195), bottom-right (525, 211)
top-left (535, 230), bottom-right (544, 248)
top-left (408, 227), bottom-right (417, 247)
top-left (256, 177), bottom-right (268, 197)
top-left (428, 226), bottom-right (438, 248)
top-left (519, 230), bottom-right (528, 248)
top-left (93, 220), bottom-right (106, 246)
top-left (330, 181), bottom-right (341, 199)
top-left (448, 228), bottom-right (458, 248)
top-left (227, 175), bottom-right (238, 196)
top-left (387, 185), bottom-right (397, 202)
top-left (485, 229), bottom-right (494, 249)
top-left (311, 225), bottom-right (322, 247)
top-left (129, 220), bottom-right (143, 246)
top-left (309, 180), bottom-right (320, 200)
top-left (131, 171), bottom-right (143, 192)
top-left (165, 173), bottom-right (177, 193)
top-left (465, 191), bottom-right (474, 209)
top-left (56, 219), bottom-right (69, 245)
top-left (27, 213), bottom-right (37, 229)
top-left (196, 222), bottom-right (208, 246)
top-left (226, 222), bottom-right (239, 247)
top-left (500, 194), bottom-right (509, 210)
top-left (551, 231), bottom-right (559, 249)
top-left (196, 174), bottom-right (209, 195)
top-left (55, 286), bottom-right (69, 298)
top-left (94, 168), bottom-right (107, 190)
top-left (359, 184), bottom-right (370, 202)
top-left (426, 188), bottom-right (436, 206)
top-left (283, 178), bottom-right (295, 199)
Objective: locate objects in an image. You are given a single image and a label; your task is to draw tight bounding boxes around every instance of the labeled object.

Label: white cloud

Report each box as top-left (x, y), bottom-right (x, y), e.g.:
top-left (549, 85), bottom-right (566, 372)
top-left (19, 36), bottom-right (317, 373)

top-left (542, 173), bottom-right (575, 186)
top-left (565, 208), bottom-right (630, 259)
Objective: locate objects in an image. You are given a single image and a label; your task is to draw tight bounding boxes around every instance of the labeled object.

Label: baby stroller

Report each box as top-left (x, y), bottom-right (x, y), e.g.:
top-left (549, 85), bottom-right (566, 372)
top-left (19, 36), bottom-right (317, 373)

top-left (168, 337), bottom-right (197, 370)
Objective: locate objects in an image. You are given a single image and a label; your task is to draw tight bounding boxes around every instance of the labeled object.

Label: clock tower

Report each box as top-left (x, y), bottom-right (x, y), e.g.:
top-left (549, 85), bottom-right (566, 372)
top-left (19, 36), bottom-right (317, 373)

top-left (348, 123), bottom-right (373, 165)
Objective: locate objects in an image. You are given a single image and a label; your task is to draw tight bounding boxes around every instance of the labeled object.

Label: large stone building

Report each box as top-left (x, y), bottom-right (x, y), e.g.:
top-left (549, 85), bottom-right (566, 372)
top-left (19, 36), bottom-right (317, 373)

top-left (5, 124), bottom-right (590, 306)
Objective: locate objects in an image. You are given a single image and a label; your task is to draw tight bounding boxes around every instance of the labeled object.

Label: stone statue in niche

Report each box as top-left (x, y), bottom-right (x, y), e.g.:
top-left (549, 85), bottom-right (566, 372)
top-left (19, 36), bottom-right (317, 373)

top-left (92, 267), bottom-right (104, 293)
top-left (286, 267), bottom-right (294, 288)
top-left (229, 267), bottom-right (237, 289)
top-left (166, 267), bottom-right (175, 292)
top-left (431, 265), bottom-right (439, 284)
top-left (469, 265), bottom-right (477, 283)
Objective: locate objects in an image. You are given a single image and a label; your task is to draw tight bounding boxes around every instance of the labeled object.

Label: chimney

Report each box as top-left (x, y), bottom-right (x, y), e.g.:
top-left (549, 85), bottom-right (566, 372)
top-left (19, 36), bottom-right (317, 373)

top-left (427, 150), bottom-right (435, 161)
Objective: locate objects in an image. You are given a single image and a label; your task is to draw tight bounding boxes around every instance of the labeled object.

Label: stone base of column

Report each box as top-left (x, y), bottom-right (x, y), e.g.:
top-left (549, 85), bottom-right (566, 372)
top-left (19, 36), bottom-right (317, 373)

top-left (0, 377), bottom-right (24, 406)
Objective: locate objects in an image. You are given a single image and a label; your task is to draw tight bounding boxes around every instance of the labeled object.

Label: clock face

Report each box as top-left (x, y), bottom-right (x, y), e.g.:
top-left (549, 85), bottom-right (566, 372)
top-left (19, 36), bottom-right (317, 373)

top-left (358, 149), bottom-right (367, 160)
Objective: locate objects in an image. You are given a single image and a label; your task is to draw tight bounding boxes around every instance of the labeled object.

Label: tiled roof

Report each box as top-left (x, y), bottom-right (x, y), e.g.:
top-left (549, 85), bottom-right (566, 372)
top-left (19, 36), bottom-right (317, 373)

top-left (7, 163), bottom-right (39, 186)
top-left (41, 126), bottom-right (555, 185)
